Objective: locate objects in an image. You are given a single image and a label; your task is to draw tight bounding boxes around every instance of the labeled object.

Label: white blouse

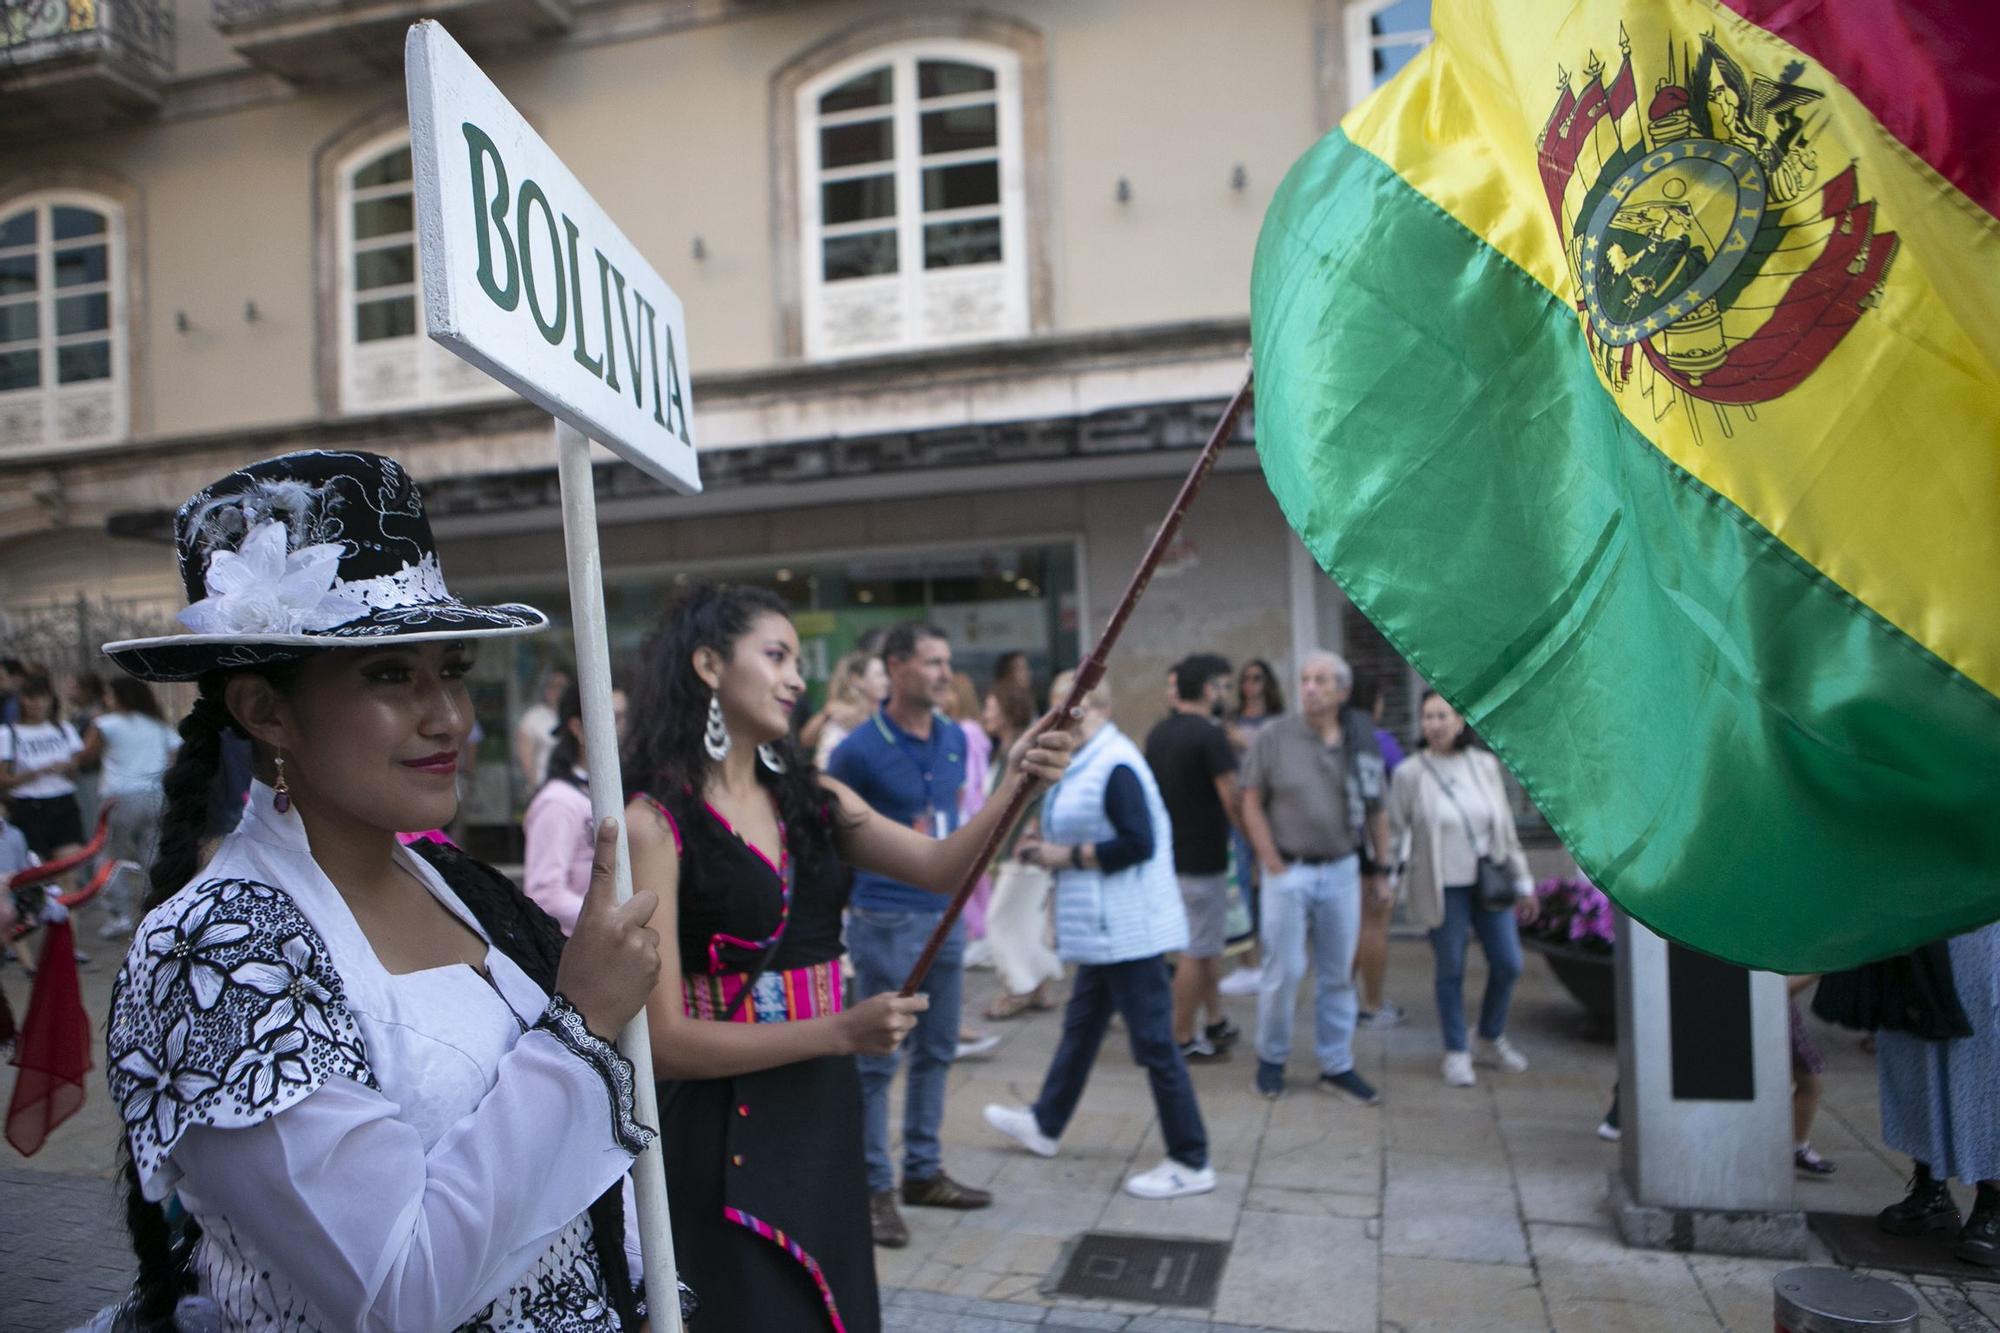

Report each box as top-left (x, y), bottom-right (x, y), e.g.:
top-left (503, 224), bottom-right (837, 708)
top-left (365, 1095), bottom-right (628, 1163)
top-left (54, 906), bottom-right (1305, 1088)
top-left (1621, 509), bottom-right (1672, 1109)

top-left (1414, 751), bottom-right (1504, 889)
top-left (107, 783), bottom-right (652, 1331)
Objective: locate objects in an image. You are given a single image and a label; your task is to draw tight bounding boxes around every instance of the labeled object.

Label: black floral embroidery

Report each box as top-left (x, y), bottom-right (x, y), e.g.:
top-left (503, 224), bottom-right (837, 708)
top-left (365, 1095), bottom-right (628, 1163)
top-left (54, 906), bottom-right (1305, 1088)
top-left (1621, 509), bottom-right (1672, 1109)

top-left (534, 994), bottom-right (656, 1157)
top-left (110, 877), bottom-right (630, 1332)
top-left (116, 1014), bottom-right (221, 1144)
top-left (230, 932), bottom-right (340, 1045)
top-left (457, 1218), bottom-right (623, 1332)
top-left (142, 896), bottom-right (251, 1010)
top-left (108, 877), bottom-right (374, 1191)
top-left (223, 1029), bottom-right (312, 1109)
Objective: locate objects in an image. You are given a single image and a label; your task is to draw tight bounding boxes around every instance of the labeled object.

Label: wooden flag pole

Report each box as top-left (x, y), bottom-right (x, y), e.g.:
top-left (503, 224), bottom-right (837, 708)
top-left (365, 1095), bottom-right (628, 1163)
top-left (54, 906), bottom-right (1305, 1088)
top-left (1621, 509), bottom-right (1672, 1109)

top-left (555, 421), bottom-right (684, 1331)
top-left (899, 370), bottom-right (1254, 997)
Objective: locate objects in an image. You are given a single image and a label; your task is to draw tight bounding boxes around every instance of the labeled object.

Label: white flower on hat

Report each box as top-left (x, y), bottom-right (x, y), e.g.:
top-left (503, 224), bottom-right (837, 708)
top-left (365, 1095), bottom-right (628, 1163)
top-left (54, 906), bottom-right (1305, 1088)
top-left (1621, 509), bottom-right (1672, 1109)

top-left (178, 520), bottom-right (369, 637)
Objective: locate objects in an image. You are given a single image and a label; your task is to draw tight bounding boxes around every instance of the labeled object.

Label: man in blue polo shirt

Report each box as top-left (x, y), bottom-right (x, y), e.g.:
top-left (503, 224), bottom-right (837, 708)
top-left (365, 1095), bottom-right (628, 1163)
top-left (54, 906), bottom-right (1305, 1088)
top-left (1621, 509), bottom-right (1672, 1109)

top-left (828, 621), bottom-right (994, 1247)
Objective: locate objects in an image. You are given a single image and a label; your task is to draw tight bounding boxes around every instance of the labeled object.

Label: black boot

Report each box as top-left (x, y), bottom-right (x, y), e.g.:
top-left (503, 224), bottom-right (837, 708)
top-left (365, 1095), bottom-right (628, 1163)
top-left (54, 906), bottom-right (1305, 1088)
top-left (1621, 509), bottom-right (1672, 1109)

top-left (1878, 1161), bottom-right (1961, 1237)
top-left (1956, 1184), bottom-right (1999, 1268)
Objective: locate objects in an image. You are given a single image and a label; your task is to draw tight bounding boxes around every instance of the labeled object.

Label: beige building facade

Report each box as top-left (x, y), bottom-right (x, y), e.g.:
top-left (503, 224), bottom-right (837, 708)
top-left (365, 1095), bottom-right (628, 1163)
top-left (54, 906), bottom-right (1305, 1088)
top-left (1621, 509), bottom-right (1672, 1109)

top-left (2, 0), bottom-right (1441, 836)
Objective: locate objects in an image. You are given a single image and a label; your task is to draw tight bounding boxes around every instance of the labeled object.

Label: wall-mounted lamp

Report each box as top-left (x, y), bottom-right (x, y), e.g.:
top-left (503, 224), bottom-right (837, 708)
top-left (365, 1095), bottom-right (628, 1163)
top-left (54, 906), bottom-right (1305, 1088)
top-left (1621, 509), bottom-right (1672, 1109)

top-left (1115, 177), bottom-right (1132, 205)
top-left (175, 311), bottom-right (191, 334)
top-left (1231, 164), bottom-right (1248, 191)
top-left (244, 300), bottom-right (261, 323)
top-left (692, 236), bottom-right (707, 261)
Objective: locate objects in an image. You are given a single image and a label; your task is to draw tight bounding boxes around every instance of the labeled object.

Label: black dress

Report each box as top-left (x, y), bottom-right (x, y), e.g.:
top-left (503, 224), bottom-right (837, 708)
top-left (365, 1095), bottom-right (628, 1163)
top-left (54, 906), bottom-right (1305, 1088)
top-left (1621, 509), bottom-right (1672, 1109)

top-left (645, 790), bottom-right (878, 1333)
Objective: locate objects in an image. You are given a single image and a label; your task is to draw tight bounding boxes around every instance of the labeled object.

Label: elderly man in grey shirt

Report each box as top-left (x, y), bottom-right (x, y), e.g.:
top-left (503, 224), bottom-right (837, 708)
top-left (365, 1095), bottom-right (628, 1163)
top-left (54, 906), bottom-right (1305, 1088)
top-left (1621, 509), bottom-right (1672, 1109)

top-left (1238, 650), bottom-right (1392, 1103)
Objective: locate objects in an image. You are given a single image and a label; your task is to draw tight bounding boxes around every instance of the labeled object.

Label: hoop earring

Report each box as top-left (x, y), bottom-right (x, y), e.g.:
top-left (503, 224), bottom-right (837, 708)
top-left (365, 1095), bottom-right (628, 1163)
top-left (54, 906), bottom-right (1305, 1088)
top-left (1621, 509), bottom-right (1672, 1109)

top-left (757, 743), bottom-right (787, 775)
top-left (703, 692), bottom-right (732, 762)
top-left (273, 754), bottom-right (292, 814)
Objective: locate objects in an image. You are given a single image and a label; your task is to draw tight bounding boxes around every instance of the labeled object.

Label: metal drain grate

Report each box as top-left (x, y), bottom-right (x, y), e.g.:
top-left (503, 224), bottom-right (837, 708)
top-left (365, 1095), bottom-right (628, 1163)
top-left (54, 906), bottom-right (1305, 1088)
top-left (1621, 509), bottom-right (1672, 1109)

top-left (1050, 1232), bottom-right (1229, 1308)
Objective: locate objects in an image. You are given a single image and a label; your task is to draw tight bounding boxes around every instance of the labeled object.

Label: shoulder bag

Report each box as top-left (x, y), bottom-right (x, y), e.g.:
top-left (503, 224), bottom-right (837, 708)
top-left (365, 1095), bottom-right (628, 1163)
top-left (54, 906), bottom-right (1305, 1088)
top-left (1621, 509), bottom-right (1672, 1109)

top-left (1419, 753), bottom-right (1517, 911)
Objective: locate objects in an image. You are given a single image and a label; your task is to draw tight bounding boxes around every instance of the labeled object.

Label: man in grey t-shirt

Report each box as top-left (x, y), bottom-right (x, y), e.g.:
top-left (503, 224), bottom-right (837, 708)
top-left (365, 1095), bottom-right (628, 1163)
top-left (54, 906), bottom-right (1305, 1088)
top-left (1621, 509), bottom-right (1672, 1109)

top-left (1238, 650), bottom-right (1390, 1103)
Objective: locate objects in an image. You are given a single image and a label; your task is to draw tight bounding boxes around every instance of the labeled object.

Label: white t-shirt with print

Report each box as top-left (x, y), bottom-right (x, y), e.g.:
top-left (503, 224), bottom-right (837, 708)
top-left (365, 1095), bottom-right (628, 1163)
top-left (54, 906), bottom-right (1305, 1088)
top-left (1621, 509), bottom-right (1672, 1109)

top-left (1, 720), bottom-right (83, 799)
top-left (95, 712), bottom-right (181, 797)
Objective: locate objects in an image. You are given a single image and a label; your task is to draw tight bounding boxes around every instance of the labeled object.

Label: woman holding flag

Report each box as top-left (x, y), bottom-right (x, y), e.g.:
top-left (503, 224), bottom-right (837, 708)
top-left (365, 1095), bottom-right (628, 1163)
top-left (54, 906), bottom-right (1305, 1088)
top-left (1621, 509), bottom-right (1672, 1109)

top-left (98, 451), bottom-right (669, 1331)
top-left (620, 583), bottom-right (1074, 1333)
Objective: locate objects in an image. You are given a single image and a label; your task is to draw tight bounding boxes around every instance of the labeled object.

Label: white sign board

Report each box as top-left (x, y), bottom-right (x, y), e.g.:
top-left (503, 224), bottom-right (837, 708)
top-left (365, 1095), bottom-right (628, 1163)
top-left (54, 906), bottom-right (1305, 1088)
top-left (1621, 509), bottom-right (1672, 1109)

top-left (405, 21), bottom-right (701, 493)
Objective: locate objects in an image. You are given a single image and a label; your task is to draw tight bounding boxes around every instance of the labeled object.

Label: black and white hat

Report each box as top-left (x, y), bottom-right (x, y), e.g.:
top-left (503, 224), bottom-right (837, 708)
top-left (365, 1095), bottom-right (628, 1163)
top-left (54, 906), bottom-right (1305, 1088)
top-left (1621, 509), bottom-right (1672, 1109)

top-left (103, 450), bottom-right (547, 682)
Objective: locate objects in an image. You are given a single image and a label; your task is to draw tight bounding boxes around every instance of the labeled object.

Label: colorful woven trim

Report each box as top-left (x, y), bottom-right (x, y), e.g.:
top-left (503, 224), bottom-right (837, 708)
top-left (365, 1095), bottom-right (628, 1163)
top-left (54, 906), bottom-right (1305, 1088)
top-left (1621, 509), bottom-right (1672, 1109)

top-left (720, 1205), bottom-right (847, 1333)
top-left (681, 960), bottom-right (843, 1024)
top-left (638, 791), bottom-right (796, 974)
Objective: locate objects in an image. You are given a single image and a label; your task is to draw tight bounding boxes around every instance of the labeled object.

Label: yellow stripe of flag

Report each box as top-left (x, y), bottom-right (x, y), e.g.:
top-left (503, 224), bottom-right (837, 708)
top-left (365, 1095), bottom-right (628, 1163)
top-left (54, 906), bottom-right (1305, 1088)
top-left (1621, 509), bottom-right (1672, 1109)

top-left (1344, 0), bottom-right (2000, 695)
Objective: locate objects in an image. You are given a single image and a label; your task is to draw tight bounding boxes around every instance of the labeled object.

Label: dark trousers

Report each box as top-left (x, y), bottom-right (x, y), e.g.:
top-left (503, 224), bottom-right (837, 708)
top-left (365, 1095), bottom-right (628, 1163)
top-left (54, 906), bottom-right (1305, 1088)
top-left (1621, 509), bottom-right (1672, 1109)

top-left (1032, 955), bottom-right (1209, 1170)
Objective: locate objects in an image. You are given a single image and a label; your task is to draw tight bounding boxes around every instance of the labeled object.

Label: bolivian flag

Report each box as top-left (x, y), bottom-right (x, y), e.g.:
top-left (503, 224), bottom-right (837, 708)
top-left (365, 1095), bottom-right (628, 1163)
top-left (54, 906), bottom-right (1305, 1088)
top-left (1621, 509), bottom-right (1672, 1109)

top-left (1252, 0), bottom-right (2000, 970)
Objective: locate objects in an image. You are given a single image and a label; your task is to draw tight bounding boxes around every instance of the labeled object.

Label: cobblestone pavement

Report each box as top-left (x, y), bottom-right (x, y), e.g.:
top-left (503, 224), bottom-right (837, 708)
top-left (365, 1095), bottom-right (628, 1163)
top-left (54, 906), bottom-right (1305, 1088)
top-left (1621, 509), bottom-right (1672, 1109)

top-left (6, 904), bottom-right (1998, 1331)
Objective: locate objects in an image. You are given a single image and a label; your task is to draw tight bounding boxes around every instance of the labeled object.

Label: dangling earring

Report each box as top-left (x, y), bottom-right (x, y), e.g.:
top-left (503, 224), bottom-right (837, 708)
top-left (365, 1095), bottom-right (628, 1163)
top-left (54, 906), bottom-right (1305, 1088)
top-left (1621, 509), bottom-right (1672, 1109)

top-left (757, 743), bottom-right (787, 775)
top-left (703, 691), bottom-right (732, 762)
top-left (273, 753), bottom-right (292, 814)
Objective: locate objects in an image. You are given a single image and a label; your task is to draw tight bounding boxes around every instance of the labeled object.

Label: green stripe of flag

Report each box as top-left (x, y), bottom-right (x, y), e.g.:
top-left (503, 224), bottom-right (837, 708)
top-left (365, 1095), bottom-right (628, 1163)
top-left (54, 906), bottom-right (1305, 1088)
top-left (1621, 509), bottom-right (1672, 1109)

top-left (1251, 131), bottom-right (2000, 970)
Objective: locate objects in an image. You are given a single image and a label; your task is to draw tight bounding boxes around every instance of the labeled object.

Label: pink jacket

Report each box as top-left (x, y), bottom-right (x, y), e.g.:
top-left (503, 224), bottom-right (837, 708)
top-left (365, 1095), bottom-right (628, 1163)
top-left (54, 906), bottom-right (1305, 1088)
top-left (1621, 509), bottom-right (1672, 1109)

top-left (522, 776), bottom-right (594, 935)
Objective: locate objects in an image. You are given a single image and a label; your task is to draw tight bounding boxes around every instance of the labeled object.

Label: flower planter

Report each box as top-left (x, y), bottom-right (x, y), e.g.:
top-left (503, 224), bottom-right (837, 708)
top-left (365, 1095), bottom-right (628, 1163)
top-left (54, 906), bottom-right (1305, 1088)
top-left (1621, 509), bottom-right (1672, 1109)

top-left (1523, 935), bottom-right (1616, 1040)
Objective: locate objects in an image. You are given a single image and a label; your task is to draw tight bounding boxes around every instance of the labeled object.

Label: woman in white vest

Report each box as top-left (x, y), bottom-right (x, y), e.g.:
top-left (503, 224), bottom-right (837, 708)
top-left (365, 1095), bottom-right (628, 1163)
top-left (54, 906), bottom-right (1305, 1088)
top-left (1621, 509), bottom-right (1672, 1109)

top-left (981, 671), bottom-right (1214, 1200)
top-left (1388, 690), bottom-right (1537, 1089)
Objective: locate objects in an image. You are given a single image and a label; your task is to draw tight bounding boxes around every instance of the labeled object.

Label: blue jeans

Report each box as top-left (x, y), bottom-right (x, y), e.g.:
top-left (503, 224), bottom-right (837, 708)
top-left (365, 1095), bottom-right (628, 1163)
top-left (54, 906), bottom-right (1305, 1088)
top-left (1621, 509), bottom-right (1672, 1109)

top-left (1255, 855), bottom-right (1362, 1074)
top-left (1428, 882), bottom-right (1524, 1052)
top-left (1032, 956), bottom-right (1209, 1170)
top-left (848, 905), bottom-right (963, 1193)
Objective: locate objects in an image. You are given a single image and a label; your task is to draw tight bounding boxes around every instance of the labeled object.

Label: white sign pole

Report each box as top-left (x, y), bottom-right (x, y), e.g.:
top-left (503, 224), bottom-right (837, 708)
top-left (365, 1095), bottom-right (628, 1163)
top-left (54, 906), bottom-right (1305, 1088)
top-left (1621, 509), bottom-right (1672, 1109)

top-left (555, 420), bottom-right (684, 1327)
top-left (405, 20), bottom-right (697, 1321)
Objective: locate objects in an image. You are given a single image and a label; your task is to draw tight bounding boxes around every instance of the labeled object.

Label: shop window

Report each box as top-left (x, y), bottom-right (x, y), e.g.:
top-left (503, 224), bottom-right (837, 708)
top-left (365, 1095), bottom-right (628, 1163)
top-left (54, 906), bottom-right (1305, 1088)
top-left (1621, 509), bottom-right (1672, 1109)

top-left (1346, 0), bottom-right (1432, 104)
top-left (0, 193), bottom-right (127, 455)
top-left (336, 133), bottom-right (506, 414)
top-left (798, 42), bottom-right (1030, 359)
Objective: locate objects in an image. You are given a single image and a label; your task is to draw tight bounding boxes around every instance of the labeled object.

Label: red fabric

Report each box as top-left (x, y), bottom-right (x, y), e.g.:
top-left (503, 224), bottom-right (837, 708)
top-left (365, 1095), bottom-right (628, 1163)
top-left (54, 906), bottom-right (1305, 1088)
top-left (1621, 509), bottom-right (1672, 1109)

top-left (1719, 0), bottom-right (2000, 218)
top-left (5, 917), bottom-right (93, 1157)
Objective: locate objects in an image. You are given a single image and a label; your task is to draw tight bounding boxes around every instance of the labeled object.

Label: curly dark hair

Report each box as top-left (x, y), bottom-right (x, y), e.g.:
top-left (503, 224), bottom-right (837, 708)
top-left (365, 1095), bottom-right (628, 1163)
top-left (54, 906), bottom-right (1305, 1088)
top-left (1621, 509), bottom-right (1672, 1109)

top-left (621, 584), bottom-right (848, 886)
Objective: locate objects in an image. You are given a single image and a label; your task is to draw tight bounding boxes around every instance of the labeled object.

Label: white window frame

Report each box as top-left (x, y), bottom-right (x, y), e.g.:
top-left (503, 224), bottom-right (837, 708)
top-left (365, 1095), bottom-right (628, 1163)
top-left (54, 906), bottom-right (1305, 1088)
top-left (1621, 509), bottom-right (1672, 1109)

top-left (335, 130), bottom-right (507, 415)
top-left (797, 40), bottom-right (1029, 361)
top-left (1344, 0), bottom-right (1434, 108)
top-left (0, 190), bottom-right (129, 456)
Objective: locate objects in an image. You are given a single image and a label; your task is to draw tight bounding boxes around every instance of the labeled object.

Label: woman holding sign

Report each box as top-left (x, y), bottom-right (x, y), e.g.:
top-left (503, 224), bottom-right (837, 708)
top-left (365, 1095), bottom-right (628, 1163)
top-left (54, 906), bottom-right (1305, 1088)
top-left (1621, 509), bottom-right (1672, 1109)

top-left (622, 584), bottom-right (1074, 1333)
top-left (98, 452), bottom-right (668, 1331)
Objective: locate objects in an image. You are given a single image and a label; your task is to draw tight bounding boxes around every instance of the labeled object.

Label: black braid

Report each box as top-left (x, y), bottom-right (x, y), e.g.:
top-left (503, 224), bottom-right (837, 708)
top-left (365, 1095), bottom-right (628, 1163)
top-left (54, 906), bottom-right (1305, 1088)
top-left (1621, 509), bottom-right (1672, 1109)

top-left (121, 665), bottom-right (300, 1327)
top-left (145, 687), bottom-right (230, 912)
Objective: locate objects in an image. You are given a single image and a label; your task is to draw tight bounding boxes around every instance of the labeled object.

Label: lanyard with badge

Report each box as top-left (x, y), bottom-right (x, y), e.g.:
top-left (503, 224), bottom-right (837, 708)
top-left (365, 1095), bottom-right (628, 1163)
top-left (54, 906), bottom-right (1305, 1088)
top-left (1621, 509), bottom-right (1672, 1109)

top-left (873, 711), bottom-right (954, 838)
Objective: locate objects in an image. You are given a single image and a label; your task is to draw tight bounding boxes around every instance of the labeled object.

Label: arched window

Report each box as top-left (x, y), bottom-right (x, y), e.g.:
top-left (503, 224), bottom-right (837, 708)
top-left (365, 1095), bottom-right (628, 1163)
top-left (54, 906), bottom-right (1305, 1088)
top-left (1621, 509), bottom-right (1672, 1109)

top-left (1345, 0), bottom-right (1433, 105)
top-left (336, 133), bottom-right (505, 413)
top-left (0, 193), bottom-right (127, 454)
top-left (798, 41), bottom-right (1029, 360)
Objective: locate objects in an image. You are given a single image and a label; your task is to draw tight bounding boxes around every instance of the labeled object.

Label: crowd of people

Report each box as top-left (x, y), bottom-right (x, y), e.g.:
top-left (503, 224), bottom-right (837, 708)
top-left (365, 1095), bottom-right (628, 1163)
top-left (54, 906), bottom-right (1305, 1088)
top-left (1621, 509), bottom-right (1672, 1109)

top-left (0, 445), bottom-right (1992, 1332)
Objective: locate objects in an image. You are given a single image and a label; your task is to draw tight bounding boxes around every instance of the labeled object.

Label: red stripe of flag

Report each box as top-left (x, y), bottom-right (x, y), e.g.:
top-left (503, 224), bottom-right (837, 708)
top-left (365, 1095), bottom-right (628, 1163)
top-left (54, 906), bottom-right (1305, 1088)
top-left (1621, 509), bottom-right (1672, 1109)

top-left (1719, 0), bottom-right (2000, 219)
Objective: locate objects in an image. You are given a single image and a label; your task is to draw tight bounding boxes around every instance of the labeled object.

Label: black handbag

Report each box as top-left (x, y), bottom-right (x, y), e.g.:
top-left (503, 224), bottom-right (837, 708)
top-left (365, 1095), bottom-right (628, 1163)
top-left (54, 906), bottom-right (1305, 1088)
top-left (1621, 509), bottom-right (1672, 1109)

top-left (1420, 754), bottom-right (1518, 911)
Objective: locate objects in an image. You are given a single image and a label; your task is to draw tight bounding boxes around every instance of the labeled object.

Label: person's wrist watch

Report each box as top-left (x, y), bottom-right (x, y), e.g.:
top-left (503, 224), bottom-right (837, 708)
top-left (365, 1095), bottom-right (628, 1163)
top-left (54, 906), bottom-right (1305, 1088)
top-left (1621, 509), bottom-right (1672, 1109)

top-left (1070, 844), bottom-right (1086, 870)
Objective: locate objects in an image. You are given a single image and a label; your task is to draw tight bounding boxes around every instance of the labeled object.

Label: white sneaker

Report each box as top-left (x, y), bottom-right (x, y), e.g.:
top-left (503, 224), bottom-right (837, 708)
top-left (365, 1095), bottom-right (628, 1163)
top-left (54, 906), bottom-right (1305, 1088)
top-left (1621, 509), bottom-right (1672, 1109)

top-left (1442, 1051), bottom-right (1477, 1087)
top-left (97, 916), bottom-right (134, 940)
top-left (1125, 1159), bottom-right (1217, 1200)
top-left (1358, 1002), bottom-right (1405, 1030)
top-left (955, 1033), bottom-right (1002, 1060)
top-left (983, 1103), bottom-right (1058, 1158)
top-left (1218, 964), bottom-right (1263, 997)
top-left (1476, 1035), bottom-right (1530, 1073)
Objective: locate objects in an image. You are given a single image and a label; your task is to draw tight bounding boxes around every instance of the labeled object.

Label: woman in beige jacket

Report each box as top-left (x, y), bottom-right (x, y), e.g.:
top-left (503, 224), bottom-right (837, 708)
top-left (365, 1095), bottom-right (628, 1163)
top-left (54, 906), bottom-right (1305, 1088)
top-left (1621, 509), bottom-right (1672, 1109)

top-left (1388, 691), bottom-right (1538, 1088)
